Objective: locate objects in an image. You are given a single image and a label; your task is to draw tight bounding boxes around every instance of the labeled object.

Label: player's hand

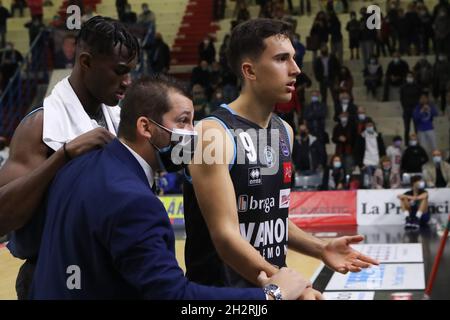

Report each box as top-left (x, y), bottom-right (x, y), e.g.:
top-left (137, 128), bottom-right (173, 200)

top-left (321, 235), bottom-right (380, 274)
top-left (257, 268), bottom-right (310, 300)
top-left (298, 287), bottom-right (324, 300)
top-left (64, 128), bottom-right (114, 159)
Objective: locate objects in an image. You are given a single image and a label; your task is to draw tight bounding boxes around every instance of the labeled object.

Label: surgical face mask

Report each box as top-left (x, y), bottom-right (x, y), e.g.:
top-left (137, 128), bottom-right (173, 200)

top-left (340, 117), bottom-right (348, 125)
top-left (394, 58), bottom-right (399, 63)
top-left (383, 165), bottom-right (391, 171)
top-left (358, 113), bottom-right (366, 121)
top-left (433, 156), bottom-right (442, 164)
top-left (439, 55), bottom-right (446, 61)
top-left (394, 140), bottom-right (402, 147)
top-left (341, 99), bottom-right (350, 105)
top-left (370, 59), bottom-right (376, 65)
top-left (311, 96), bottom-right (320, 103)
top-left (406, 77), bottom-right (414, 83)
top-left (366, 126), bottom-right (374, 134)
top-left (333, 161), bottom-right (342, 169)
top-left (148, 118), bottom-right (197, 172)
top-left (417, 181), bottom-right (425, 189)
top-left (409, 140), bottom-right (418, 146)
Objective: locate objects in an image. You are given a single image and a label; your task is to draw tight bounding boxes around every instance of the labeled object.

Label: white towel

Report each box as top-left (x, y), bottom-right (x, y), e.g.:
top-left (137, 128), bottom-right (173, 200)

top-left (43, 77), bottom-right (120, 151)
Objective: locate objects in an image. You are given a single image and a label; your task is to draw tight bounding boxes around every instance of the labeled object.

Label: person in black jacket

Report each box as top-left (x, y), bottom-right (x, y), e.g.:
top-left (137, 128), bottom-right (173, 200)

top-left (149, 32), bottom-right (170, 74)
top-left (383, 51), bottom-right (409, 101)
top-left (400, 71), bottom-right (421, 144)
top-left (292, 123), bottom-right (327, 176)
top-left (401, 133), bottom-right (429, 174)
top-left (313, 45), bottom-right (340, 106)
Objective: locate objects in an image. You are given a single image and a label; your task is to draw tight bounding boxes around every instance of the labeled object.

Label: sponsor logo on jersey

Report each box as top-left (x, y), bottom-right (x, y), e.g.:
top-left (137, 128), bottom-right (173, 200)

top-left (283, 162), bottom-right (292, 183)
top-left (237, 195), bottom-right (275, 213)
top-left (279, 189), bottom-right (291, 208)
top-left (248, 167), bottom-right (262, 186)
top-left (280, 139), bottom-right (290, 157)
top-left (263, 146), bottom-right (275, 168)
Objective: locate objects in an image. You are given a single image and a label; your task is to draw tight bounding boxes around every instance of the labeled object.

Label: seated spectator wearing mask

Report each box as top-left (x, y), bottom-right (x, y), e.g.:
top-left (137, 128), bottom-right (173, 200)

top-left (423, 149), bottom-right (450, 188)
top-left (386, 135), bottom-right (403, 174)
top-left (397, 175), bottom-right (429, 230)
top-left (292, 123), bottom-right (327, 177)
top-left (373, 156), bottom-right (401, 189)
top-left (321, 154), bottom-right (348, 190)
top-left (302, 90), bottom-right (327, 143)
top-left (401, 133), bottom-right (429, 174)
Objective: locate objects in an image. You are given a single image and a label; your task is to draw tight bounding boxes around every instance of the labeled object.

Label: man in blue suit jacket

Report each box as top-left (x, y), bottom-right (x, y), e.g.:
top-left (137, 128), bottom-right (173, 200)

top-left (29, 76), bottom-right (309, 299)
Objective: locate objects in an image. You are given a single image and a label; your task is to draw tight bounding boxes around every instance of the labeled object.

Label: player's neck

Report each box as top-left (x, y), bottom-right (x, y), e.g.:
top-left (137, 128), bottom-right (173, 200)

top-left (229, 91), bottom-right (274, 128)
top-left (68, 74), bottom-right (103, 117)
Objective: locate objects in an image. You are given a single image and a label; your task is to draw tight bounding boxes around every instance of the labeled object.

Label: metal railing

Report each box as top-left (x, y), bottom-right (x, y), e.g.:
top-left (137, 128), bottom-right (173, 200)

top-left (0, 30), bottom-right (50, 139)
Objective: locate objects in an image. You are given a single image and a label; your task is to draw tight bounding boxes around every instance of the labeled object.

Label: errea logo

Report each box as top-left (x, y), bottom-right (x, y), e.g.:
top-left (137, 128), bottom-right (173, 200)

top-left (248, 167), bottom-right (262, 186)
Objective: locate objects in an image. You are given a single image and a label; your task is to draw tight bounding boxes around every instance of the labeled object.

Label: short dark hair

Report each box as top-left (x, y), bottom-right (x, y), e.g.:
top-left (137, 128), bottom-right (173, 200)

top-left (76, 16), bottom-right (140, 62)
top-left (227, 18), bottom-right (293, 79)
top-left (118, 75), bottom-right (189, 141)
top-left (411, 175), bottom-right (422, 186)
top-left (393, 135), bottom-right (402, 142)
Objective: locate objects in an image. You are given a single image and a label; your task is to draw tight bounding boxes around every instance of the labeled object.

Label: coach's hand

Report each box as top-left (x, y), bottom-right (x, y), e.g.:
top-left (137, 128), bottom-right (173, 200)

top-left (321, 235), bottom-right (380, 274)
top-left (257, 267), bottom-right (310, 300)
top-left (65, 128), bottom-right (114, 159)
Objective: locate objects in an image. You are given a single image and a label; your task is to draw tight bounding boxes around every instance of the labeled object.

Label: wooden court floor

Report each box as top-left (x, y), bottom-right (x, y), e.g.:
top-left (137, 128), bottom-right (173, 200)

top-left (0, 241), bottom-right (321, 300)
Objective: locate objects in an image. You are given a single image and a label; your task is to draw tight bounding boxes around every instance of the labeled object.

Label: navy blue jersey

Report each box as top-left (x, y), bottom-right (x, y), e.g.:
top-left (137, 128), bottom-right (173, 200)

top-left (184, 105), bottom-right (293, 287)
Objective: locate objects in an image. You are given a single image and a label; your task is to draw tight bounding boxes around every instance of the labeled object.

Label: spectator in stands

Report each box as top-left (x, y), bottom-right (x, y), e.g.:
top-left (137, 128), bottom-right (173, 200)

top-left (346, 11), bottom-right (360, 60)
top-left (0, 1), bottom-right (11, 48)
top-left (81, 5), bottom-right (97, 24)
top-left (292, 34), bottom-right (306, 68)
top-left (0, 136), bottom-right (8, 168)
top-left (321, 154), bottom-right (348, 190)
top-left (359, 7), bottom-right (377, 66)
top-left (396, 8), bottom-right (410, 55)
top-left (192, 84), bottom-right (209, 121)
top-left (309, 11), bottom-right (329, 60)
top-left (375, 13), bottom-right (391, 57)
top-left (355, 106), bottom-right (372, 135)
top-left (157, 171), bottom-right (183, 195)
top-left (149, 32), bottom-right (170, 74)
top-left (386, 135), bottom-right (403, 174)
top-left (0, 42), bottom-right (23, 90)
top-left (337, 66), bottom-right (353, 98)
top-left (274, 90), bottom-right (300, 135)
top-left (373, 156), bottom-right (401, 189)
top-left (423, 149), bottom-right (450, 188)
top-left (413, 56), bottom-right (433, 91)
top-left (386, 1), bottom-right (399, 53)
top-left (313, 44), bottom-right (340, 106)
top-left (401, 133), bottom-right (429, 174)
top-left (218, 34), bottom-right (230, 69)
top-left (138, 3), bottom-right (155, 25)
top-left (303, 89), bottom-right (327, 144)
top-left (332, 111), bottom-right (356, 174)
top-left (24, 16), bottom-right (45, 46)
top-left (292, 123), bottom-right (327, 177)
top-left (53, 34), bottom-right (76, 69)
top-left (333, 90), bottom-right (356, 123)
top-left (433, 7), bottom-right (450, 57)
top-left (405, 3), bottom-right (421, 55)
top-left (433, 54), bottom-right (450, 112)
top-left (209, 87), bottom-right (225, 113)
top-left (198, 36), bottom-right (216, 65)
top-left (27, 0), bottom-right (43, 22)
top-left (299, 0), bottom-right (311, 16)
top-left (400, 71), bottom-right (421, 144)
top-left (191, 60), bottom-right (211, 92)
top-left (11, 0), bottom-right (26, 17)
top-left (398, 175), bottom-right (429, 230)
top-left (417, 2), bottom-right (433, 55)
top-left (354, 120), bottom-right (386, 188)
top-left (233, 1), bottom-right (250, 28)
top-left (328, 9), bottom-right (343, 63)
top-left (295, 70), bottom-right (312, 110)
top-left (413, 91), bottom-right (438, 155)
top-left (121, 3), bottom-right (137, 25)
top-left (383, 51), bottom-right (409, 101)
top-left (115, 0), bottom-right (127, 21)
top-left (363, 55), bottom-right (383, 99)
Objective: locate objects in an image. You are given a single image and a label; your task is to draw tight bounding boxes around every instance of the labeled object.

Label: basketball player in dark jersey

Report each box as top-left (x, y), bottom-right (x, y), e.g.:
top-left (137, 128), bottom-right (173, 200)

top-left (0, 17), bottom-right (139, 299)
top-left (184, 19), bottom-right (379, 299)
